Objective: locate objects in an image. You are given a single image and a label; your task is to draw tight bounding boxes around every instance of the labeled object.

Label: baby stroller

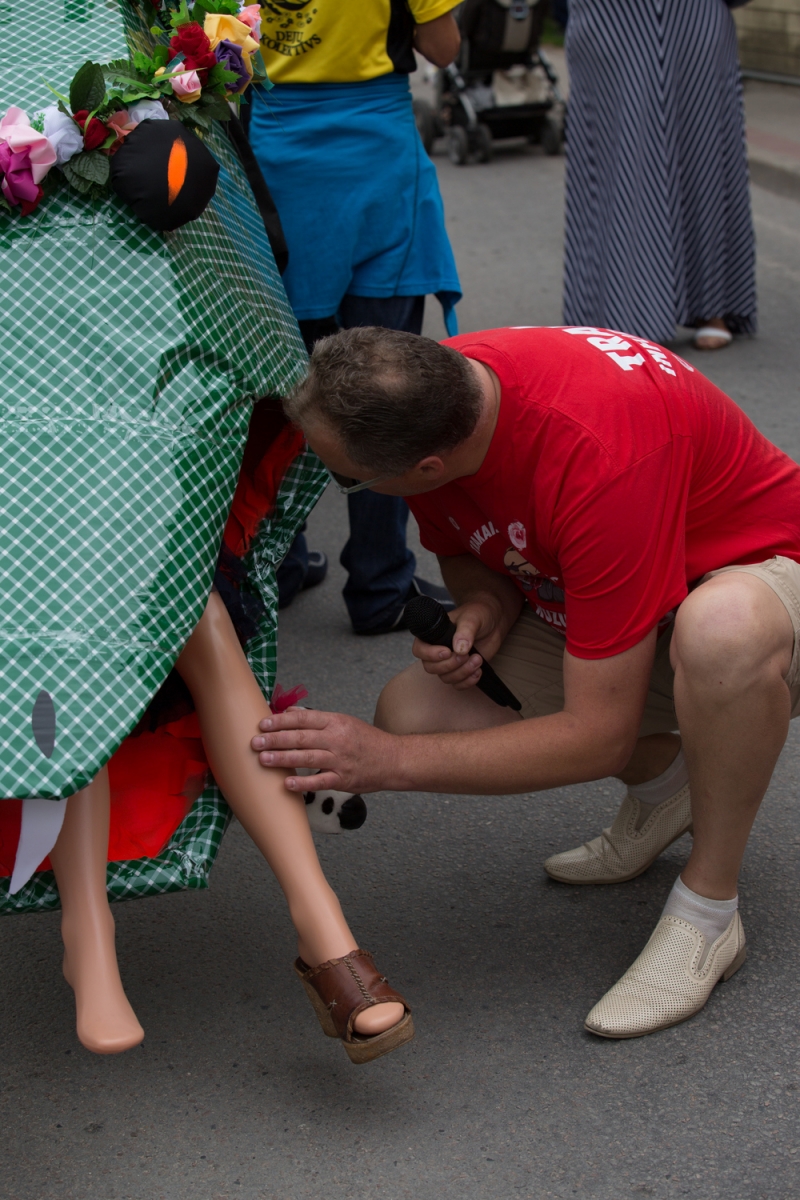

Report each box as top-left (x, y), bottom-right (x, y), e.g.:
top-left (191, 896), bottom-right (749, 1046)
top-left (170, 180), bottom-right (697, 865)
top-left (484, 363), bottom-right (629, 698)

top-left (414, 0), bottom-right (565, 164)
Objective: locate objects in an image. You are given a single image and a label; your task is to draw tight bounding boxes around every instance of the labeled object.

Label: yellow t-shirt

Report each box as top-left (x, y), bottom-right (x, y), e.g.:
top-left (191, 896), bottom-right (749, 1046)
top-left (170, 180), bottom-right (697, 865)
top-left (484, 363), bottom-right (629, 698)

top-left (258, 0), bottom-right (459, 84)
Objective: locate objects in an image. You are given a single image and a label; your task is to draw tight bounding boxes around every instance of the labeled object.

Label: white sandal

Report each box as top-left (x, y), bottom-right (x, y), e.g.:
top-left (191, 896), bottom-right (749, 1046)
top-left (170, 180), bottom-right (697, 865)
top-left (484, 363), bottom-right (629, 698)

top-left (693, 325), bottom-right (733, 350)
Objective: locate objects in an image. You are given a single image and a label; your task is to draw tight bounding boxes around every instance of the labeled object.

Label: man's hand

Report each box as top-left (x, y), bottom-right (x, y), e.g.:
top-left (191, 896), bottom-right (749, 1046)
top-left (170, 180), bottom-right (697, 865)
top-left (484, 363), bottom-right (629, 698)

top-left (416, 554), bottom-right (525, 689)
top-left (412, 598), bottom-right (507, 689)
top-left (251, 707), bottom-right (403, 795)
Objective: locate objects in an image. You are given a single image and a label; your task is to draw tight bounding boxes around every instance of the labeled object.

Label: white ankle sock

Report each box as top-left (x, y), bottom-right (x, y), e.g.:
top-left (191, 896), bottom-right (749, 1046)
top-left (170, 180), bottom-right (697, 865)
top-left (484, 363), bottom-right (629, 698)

top-left (628, 747), bottom-right (689, 807)
top-left (662, 875), bottom-right (738, 945)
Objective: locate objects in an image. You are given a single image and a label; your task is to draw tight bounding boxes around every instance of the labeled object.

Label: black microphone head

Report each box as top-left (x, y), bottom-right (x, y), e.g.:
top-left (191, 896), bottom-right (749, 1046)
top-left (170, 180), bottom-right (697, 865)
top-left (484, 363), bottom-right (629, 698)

top-left (404, 594), bottom-right (455, 645)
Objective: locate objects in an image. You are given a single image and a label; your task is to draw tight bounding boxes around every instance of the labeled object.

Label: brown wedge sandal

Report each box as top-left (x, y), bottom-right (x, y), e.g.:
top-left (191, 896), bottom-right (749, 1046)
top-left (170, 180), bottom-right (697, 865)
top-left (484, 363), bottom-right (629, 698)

top-left (294, 949), bottom-right (414, 1065)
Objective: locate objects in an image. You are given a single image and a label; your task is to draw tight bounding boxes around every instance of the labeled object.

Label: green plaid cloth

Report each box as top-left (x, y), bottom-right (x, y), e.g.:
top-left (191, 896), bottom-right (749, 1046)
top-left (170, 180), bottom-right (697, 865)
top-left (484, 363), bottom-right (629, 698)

top-left (0, 3), bottom-right (328, 914)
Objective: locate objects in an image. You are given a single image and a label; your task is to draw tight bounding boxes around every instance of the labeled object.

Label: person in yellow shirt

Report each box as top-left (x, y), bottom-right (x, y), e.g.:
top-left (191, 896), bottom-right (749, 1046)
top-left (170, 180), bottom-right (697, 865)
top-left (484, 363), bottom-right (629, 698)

top-left (250, 1), bottom-right (463, 634)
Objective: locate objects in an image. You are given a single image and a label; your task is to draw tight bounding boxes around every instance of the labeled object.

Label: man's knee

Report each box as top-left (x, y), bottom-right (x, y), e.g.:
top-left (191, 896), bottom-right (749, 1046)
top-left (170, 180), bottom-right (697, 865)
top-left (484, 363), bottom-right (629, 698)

top-left (374, 666), bottom-right (424, 734)
top-left (374, 661), bottom-right (519, 734)
top-left (671, 575), bottom-right (793, 689)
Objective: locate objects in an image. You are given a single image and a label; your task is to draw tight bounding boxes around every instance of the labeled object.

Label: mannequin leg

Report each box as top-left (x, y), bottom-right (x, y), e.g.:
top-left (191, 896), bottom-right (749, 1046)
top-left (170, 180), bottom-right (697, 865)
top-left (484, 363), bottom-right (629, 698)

top-left (49, 768), bottom-right (144, 1054)
top-left (176, 592), bottom-right (403, 1036)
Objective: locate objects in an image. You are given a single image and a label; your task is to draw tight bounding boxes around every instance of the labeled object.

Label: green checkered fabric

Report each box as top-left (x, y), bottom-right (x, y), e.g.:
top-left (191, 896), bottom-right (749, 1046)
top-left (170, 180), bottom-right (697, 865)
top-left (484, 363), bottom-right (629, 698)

top-left (0, 3), bottom-right (328, 912)
top-left (0, 452), bottom-right (327, 917)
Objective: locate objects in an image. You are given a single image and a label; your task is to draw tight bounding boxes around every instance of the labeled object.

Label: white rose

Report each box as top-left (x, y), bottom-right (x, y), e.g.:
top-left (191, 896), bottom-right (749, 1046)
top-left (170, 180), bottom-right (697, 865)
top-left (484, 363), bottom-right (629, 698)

top-left (126, 100), bottom-right (169, 125)
top-left (42, 105), bottom-right (84, 166)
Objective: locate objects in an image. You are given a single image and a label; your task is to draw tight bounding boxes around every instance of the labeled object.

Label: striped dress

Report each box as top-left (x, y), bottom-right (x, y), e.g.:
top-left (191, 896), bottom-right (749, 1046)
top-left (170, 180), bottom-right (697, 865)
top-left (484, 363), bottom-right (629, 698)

top-left (563, 0), bottom-right (757, 342)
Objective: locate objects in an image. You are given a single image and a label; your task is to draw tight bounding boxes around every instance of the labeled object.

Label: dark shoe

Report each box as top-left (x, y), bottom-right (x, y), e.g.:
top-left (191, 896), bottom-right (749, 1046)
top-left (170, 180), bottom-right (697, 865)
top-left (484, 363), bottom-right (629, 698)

top-left (277, 546), bottom-right (327, 609)
top-left (303, 550), bottom-right (328, 590)
top-left (294, 949), bottom-right (414, 1064)
top-left (354, 576), bottom-right (455, 636)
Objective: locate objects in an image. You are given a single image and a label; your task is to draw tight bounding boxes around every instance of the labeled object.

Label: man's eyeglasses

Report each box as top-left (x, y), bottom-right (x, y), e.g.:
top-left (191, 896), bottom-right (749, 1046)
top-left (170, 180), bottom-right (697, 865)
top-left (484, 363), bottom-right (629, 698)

top-left (326, 469), bottom-right (393, 495)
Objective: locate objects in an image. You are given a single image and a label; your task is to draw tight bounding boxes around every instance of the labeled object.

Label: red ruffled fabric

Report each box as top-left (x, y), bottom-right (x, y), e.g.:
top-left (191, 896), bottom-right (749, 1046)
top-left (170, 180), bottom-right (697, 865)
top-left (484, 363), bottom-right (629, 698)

top-left (223, 416), bottom-right (305, 558)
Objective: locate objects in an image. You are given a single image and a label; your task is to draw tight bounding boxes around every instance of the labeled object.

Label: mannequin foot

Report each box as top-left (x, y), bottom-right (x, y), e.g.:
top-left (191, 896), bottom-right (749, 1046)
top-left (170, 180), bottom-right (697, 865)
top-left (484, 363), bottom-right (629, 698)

top-left (297, 937), bottom-right (405, 1035)
top-left (353, 1001), bottom-right (406, 1035)
top-left (61, 913), bottom-right (144, 1054)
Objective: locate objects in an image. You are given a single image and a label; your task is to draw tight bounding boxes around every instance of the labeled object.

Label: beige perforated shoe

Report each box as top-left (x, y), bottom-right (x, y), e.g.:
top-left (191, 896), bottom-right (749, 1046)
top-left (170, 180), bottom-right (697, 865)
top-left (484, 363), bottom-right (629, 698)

top-left (543, 783), bottom-right (693, 885)
top-left (584, 912), bottom-right (746, 1039)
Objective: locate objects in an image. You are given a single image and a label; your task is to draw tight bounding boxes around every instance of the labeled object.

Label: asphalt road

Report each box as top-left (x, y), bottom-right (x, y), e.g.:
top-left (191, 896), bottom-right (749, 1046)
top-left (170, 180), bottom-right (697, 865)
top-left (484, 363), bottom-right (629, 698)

top-left (3, 144), bottom-right (800, 1199)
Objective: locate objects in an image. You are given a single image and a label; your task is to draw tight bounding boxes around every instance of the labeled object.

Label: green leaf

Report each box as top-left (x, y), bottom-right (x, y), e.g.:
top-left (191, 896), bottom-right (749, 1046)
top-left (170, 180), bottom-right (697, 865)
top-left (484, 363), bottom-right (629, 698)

top-left (70, 62), bottom-right (107, 114)
top-left (40, 78), bottom-right (72, 109)
top-left (121, 88), bottom-right (161, 103)
top-left (133, 51), bottom-right (156, 76)
top-left (182, 106), bottom-right (213, 131)
top-left (250, 54), bottom-right (268, 84)
top-left (194, 0), bottom-right (240, 14)
top-left (64, 150), bottom-right (110, 186)
top-left (198, 92), bottom-right (231, 122)
top-left (207, 63), bottom-right (239, 88)
top-left (153, 45), bottom-right (170, 68)
top-left (170, 1), bottom-right (192, 30)
top-left (61, 161), bottom-right (95, 195)
top-left (103, 59), bottom-right (152, 86)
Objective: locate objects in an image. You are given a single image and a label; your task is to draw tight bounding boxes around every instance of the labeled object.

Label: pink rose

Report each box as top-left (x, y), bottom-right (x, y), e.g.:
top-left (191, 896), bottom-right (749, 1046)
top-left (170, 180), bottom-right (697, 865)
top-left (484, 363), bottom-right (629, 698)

top-left (0, 107), bottom-right (56, 184)
top-left (171, 69), bottom-right (203, 104)
top-left (238, 6), bottom-right (262, 38)
top-left (0, 144), bottom-right (42, 213)
top-left (104, 110), bottom-right (136, 154)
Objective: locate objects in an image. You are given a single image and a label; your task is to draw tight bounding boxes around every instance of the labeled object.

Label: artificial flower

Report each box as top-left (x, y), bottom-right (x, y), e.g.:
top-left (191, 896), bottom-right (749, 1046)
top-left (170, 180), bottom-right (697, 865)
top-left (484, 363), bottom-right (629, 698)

top-left (204, 13), bottom-right (259, 56)
top-left (104, 110), bottom-right (136, 153)
top-left (42, 105), bottom-right (84, 166)
top-left (237, 5), bottom-right (263, 39)
top-left (126, 99), bottom-right (170, 125)
top-left (0, 144), bottom-right (43, 213)
top-left (171, 69), bottom-right (203, 104)
top-left (169, 22), bottom-right (216, 82)
top-left (215, 39), bottom-right (249, 92)
top-left (0, 107), bottom-right (56, 182)
top-left (72, 109), bottom-right (110, 152)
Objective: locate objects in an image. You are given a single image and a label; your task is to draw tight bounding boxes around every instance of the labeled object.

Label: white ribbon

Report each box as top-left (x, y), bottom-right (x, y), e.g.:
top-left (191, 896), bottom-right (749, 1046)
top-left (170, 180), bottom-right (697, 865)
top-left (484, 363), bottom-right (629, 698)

top-left (9, 797), bottom-right (69, 894)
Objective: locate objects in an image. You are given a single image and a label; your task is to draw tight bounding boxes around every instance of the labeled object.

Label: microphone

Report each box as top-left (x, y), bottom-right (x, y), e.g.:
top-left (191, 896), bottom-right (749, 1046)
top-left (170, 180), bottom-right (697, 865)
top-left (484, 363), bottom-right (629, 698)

top-left (404, 595), bottom-right (522, 712)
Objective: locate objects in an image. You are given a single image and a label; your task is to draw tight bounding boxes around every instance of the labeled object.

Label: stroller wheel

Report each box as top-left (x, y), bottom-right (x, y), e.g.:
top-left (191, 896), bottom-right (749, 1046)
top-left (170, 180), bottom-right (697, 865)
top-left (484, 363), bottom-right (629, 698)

top-left (475, 123), bottom-right (493, 164)
top-left (541, 116), bottom-right (562, 157)
top-left (447, 126), bottom-right (469, 166)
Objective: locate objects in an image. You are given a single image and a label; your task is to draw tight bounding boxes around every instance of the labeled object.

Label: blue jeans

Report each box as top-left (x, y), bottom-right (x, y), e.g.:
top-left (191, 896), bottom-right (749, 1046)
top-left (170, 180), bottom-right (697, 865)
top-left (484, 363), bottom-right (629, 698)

top-left (280, 294), bottom-right (423, 630)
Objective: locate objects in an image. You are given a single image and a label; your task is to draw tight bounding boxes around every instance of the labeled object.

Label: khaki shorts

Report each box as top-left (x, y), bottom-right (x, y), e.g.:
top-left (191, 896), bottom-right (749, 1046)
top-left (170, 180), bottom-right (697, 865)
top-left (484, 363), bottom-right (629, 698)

top-left (491, 555), bottom-right (800, 735)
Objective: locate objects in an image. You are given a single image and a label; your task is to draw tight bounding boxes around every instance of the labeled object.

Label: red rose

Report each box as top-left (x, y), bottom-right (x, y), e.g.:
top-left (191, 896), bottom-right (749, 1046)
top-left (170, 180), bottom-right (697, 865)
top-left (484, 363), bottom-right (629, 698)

top-left (170, 22), bottom-right (217, 81)
top-left (73, 109), bottom-right (110, 152)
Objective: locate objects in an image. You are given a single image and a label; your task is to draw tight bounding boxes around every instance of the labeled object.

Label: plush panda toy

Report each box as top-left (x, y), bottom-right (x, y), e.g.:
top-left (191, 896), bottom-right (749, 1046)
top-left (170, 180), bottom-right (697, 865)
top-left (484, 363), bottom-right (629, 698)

top-left (295, 769), bottom-right (368, 835)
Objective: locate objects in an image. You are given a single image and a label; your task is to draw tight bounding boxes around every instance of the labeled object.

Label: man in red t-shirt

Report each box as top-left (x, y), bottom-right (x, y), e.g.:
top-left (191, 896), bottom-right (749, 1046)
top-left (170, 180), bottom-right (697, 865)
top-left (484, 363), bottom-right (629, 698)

top-left (252, 326), bottom-right (800, 1039)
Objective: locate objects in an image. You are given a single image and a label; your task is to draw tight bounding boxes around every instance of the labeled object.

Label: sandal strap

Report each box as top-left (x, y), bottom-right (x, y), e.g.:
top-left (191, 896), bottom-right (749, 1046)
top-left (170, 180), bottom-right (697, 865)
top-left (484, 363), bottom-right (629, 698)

top-left (295, 949), bottom-right (409, 1041)
top-left (694, 326), bottom-right (732, 343)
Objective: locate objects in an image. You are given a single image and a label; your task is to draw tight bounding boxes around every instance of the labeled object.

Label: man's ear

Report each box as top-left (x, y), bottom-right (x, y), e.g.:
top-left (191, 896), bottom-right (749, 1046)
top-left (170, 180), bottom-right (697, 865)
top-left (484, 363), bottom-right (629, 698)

top-left (413, 456), bottom-right (447, 483)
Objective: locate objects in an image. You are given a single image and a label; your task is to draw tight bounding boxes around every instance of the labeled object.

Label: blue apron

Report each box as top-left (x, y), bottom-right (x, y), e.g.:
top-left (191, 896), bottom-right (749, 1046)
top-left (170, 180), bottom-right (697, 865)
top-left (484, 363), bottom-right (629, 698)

top-left (248, 73), bottom-right (461, 334)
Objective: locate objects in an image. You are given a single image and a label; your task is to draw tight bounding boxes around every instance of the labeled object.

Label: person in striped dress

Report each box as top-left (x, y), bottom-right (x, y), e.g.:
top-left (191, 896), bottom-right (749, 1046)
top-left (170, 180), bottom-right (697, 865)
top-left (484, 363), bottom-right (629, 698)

top-left (563, 0), bottom-right (756, 351)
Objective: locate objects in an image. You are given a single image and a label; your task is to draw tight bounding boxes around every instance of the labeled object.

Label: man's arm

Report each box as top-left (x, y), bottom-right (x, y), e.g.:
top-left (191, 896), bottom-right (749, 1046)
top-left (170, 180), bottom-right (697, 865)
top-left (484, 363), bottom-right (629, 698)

top-left (413, 11), bottom-right (460, 67)
top-left (252, 628), bottom-right (659, 796)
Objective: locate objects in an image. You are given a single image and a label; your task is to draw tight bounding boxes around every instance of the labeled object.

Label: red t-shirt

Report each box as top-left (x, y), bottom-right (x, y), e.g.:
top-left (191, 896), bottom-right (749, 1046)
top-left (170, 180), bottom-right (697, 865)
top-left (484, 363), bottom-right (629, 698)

top-left (407, 327), bottom-right (800, 660)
